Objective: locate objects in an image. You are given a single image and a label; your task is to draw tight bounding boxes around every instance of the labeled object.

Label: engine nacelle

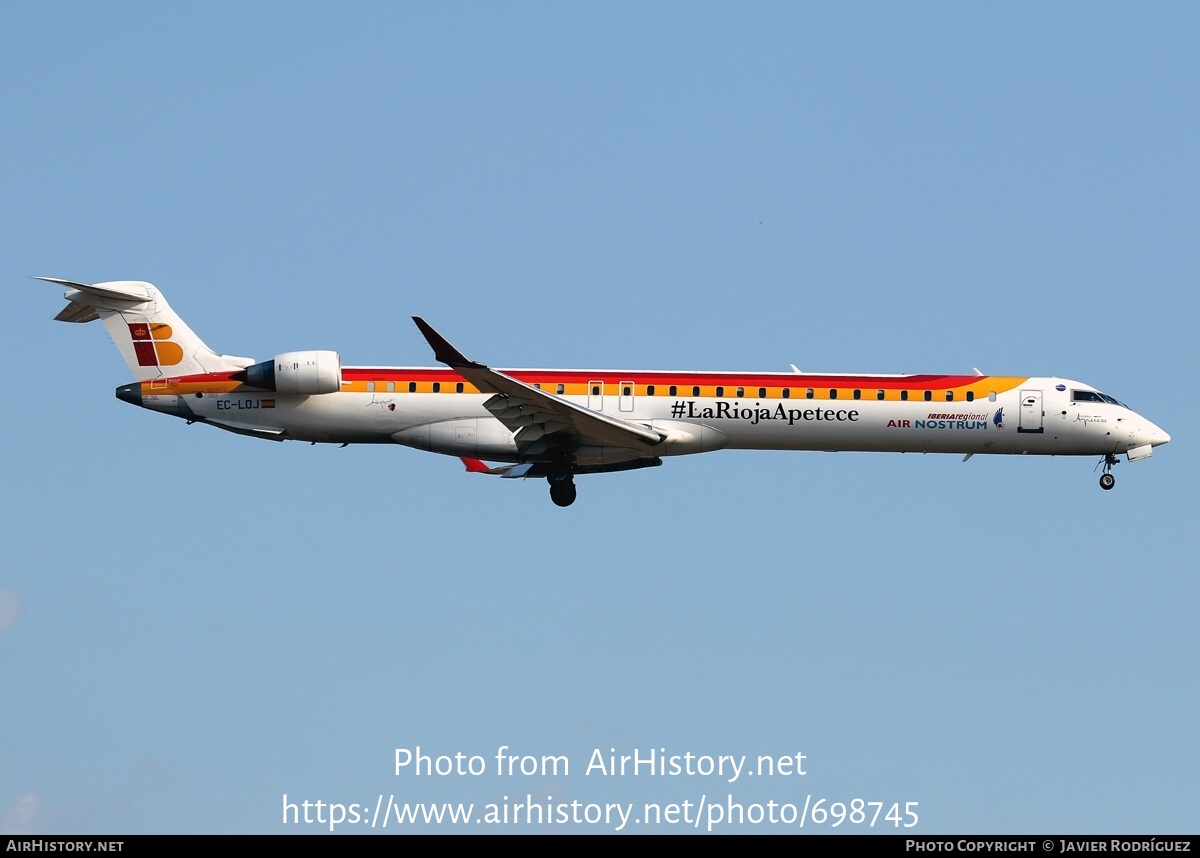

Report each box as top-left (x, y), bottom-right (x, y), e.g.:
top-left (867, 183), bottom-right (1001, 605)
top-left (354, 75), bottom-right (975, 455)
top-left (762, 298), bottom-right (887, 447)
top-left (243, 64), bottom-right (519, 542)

top-left (243, 350), bottom-right (342, 395)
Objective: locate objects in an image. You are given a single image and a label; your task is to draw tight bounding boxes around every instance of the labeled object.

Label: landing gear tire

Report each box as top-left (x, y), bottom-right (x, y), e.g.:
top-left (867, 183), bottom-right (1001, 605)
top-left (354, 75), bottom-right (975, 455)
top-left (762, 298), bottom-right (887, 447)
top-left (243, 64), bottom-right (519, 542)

top-left (1098, 452), bottom-right (1118, 491)
top-left (549, 478), bottom-right (577, 507)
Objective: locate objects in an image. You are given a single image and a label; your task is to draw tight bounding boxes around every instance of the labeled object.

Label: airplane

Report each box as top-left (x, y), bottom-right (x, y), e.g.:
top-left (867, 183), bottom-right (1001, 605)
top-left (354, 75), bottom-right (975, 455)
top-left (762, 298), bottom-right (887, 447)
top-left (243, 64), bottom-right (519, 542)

top-left (38, 277), bottom-right (1170, 506)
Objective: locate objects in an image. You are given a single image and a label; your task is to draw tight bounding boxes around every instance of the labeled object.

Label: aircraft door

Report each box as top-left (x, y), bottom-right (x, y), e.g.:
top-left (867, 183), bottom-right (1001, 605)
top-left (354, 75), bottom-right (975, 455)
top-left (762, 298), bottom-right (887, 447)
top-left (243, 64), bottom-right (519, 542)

top-left (619, 380), bottom-right (634, 412)
top-left (1018, 389), bottom-right (1044, 434)
top-left (588, 380), bottom-right (604, 412)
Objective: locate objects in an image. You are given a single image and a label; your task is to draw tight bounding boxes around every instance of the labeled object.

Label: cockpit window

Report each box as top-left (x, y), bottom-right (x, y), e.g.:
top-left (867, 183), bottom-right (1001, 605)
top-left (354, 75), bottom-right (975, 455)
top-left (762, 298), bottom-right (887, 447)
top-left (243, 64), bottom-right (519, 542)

top-left (1073, 390), bottom-right (1129, 408)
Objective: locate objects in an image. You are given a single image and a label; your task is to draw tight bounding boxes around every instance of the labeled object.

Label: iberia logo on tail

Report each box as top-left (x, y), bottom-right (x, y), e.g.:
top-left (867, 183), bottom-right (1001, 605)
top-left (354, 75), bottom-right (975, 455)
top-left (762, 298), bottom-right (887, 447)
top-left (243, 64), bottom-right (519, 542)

top-left (128, 322), bottom-right (184, 367)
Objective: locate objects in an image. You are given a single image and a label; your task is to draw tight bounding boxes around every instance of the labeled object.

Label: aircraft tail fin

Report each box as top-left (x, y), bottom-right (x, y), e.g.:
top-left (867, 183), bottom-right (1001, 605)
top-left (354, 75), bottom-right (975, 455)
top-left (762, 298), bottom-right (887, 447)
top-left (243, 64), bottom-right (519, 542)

top-left (36, 277), bottom-right (253, 380)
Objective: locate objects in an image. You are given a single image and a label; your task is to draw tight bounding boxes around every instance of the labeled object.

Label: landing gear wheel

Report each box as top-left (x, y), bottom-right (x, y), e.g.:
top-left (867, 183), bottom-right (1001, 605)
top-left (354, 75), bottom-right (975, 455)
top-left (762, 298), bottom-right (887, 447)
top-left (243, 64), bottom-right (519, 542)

top-left (1097, 452), bottom-right (1118, 490)
top-left (549, 478), bottom-right (577, 507)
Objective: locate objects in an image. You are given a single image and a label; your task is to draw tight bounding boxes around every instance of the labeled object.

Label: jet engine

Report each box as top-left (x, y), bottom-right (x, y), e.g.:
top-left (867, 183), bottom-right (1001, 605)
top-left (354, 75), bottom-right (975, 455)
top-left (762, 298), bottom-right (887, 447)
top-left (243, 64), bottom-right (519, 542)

top-left (241, 350), bottom-right (342, 395)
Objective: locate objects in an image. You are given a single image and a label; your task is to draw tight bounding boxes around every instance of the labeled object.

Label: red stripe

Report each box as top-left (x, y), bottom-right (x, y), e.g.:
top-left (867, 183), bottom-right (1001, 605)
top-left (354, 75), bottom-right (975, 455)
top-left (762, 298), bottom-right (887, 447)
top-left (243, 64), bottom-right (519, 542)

top-left (174, 366), bottom-right (999, 389)
top-left (343, 367), bottom-right (988, 389)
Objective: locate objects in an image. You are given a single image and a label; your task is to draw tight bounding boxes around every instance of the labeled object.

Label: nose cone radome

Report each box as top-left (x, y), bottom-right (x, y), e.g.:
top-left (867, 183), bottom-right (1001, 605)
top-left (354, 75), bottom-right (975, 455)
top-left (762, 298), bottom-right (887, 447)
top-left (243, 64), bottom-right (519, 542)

top-left (1141, 419), bottom-right (1170, 447)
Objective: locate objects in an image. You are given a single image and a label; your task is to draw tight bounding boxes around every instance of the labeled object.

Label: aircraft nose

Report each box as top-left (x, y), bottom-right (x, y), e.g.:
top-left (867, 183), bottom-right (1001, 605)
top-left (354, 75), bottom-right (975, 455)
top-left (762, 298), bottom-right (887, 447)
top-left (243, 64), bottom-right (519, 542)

top-left (1143, 421), bottom-right (1170, 447)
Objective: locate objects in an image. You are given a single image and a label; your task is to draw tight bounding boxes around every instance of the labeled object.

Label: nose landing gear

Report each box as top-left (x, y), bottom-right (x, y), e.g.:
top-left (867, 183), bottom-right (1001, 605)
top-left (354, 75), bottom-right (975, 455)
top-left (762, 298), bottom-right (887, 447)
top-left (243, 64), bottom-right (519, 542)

top-left (1098, 453), bottom-right (1118, 490)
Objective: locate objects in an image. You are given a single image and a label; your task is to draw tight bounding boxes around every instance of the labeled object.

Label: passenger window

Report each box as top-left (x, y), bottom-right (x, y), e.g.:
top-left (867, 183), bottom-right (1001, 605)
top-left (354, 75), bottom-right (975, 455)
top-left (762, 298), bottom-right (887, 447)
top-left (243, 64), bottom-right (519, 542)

top-left (433, 382), bottom-right (441, 393)
top-left (829, 389), bottom-right (838, 399)
top-left (716, 386), bottom-right (724, 397)
top-left (758, 387), bottom-right (766, 398)
top-left (736, 387), bottom-right (745, 397)
top-left (988, 391), bottom-right (996, 402)
top-left (853, 389), bottom-right (861, 400)
top-left (556, 383), bottom-right (564, 394)
top-left (966, 391), bottom-right (974, 402)
top-left (945, 391), bottom-right (954, 401)
top-left (876, 390), bottom-right (884, 400)
top-left (533, 383), bottom-right (540, 389)
top-left (692, 386), bottom-right (700, 397)
top-left (592, 385), bottom-right (600, 396)
top-left (387, 382), bottom-right (395, 393)
top-left (408, 382), bottom-right (416, 393)
top-left (367, 382), bottom-right (375, 392)
top-left (901, 390), bottom-right (908, 401)
top-left (669, 385), bottom-right (677, 396)
top-left (456, 382), bottom-right (464, 393)
top-left (806, 388), bottom-right (814, 399)
top-left (622, 385), bottom-right (632, 396)
top-left (783, 388), bottom-right (791, 399)
top-left (924, 391), bottom-right (932, 401)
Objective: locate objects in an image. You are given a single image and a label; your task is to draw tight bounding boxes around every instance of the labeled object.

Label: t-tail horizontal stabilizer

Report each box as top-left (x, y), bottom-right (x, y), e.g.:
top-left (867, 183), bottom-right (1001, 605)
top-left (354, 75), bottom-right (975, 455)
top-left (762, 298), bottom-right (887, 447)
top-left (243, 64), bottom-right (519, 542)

top-left (36, 276), bottom-right (155, 324)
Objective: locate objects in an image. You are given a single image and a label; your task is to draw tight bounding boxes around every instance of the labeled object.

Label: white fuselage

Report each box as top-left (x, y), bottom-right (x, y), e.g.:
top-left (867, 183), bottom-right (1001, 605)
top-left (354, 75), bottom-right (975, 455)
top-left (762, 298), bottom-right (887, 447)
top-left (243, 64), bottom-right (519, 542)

top-left (44, 278), bottom-right (1170, 503)
top-left (138, 368), bottom-right (1169, 466)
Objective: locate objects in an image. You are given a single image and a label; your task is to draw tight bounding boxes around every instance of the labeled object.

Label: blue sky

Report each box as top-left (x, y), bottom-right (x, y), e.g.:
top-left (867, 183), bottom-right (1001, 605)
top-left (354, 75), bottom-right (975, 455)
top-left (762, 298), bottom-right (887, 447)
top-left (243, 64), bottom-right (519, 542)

top-left (2, 2), bottom-right (1197, 833)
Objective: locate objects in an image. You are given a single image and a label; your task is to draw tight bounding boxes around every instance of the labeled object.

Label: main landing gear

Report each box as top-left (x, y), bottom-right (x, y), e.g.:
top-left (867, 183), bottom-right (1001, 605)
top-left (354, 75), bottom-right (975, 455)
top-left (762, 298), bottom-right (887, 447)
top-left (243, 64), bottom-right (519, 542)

top-left (548, 470), bottom-right (577, 507)
top-left (547, 458), bottom-right (577, 507)
top-left (1098, 453), bottom-right (1118, 491)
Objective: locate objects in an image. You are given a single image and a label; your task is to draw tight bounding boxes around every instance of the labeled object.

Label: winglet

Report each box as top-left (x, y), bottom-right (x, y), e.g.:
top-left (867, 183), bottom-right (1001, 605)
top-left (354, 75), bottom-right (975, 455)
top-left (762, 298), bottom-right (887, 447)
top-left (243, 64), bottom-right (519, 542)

top-left (459, 458), bottom-right (533, 477)
top-left (412, 317), bottom-right (482, 369)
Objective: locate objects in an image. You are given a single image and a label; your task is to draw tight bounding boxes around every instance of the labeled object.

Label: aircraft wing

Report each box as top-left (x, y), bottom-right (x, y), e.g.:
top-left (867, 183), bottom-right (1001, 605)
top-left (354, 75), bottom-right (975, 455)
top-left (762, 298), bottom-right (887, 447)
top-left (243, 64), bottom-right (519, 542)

top-left (412, 317), bottom-right (664, 454)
